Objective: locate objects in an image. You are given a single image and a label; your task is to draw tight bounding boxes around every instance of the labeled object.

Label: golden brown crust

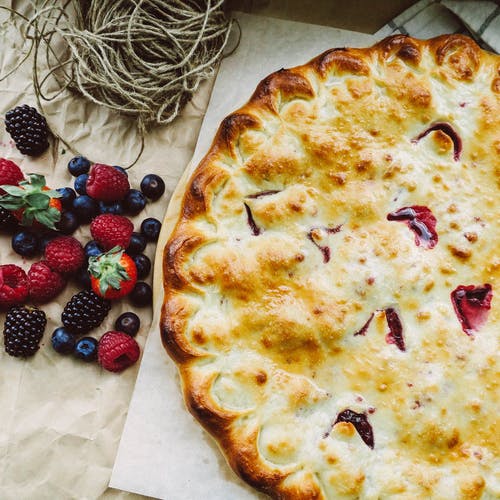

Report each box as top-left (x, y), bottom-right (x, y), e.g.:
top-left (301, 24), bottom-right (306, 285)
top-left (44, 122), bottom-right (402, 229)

top-left (161, 35), bottom-right (500, 499)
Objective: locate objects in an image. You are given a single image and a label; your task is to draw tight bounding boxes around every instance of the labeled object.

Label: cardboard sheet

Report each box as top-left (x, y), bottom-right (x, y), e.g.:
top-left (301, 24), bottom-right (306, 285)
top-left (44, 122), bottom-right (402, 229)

top-left (110, 13), bottom-right (374, 500)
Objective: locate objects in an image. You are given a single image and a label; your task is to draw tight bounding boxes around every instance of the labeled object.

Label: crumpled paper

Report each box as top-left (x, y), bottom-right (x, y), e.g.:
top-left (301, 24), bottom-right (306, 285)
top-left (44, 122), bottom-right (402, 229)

top-left (0, 5), bottom-right (214, 499)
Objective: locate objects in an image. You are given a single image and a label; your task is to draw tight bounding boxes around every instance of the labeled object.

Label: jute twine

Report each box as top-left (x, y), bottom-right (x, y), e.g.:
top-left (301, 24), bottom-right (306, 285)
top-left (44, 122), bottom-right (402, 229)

top-left (0, 0), bottom-right (235, 164)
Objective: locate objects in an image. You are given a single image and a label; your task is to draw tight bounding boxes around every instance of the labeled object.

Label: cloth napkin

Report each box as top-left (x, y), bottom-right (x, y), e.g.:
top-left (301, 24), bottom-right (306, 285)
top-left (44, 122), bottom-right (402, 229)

top-left (376, 0), bottom-right (499, 53)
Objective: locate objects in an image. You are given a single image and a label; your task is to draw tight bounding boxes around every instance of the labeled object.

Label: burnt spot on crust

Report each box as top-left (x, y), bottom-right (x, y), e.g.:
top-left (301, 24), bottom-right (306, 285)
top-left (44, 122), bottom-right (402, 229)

top-left (182, 166), bottom-right (229, 218)
top-left (376, 35), bottom-right (421, 65)
top-left (250, 68), bottom-right (315, 113)
top-left (313, 47), bottom-right (370, 78)
top-left (433, 34), bottom-right (480, 80)
top-left (164, 234), bottom-right (204, 290)
top-left (492, 77), bottom-right (500, 93)
top-left (216, 113), bottom-right (261, 157)
top-left (227, 433), bottom-right (290, 497)
top-left (160, 297), bottom-right (202, 362)
top-left (185, 375), bottom-right (238, 440)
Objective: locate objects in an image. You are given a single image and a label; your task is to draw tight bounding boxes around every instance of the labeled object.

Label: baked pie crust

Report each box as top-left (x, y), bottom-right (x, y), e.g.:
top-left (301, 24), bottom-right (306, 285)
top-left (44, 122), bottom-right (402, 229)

top-left (160, 35), bottom-right (500, 499)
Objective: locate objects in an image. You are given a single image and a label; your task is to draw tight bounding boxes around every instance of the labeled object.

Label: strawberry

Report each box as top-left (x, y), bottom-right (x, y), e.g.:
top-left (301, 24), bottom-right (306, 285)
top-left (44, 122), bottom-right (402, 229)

top-left (44, 236), bottom-right (85, 274)
top-left (88, 247), bottom-right (137, 300)
top-left (0, 158), bottom-right (24, 194)
top-left (97, 330), bottom-right (140, 372)
top-left (0, 264), bottom-right (29, 309)
top-left (28, 261), bottom-right (66, 303)
top-left (90, 214), bottom-right (134, 250)
top-left (86, 164), bottom-right (130, 202)
top-left (0, 173), bottom-right (62, 230)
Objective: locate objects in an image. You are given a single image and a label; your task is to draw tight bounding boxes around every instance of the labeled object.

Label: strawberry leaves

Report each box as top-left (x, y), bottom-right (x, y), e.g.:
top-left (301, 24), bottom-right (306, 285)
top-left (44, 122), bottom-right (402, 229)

top-left (0, 174), bottom-right (62, 230)
top-left (88, 247), bottom-right (137, 299)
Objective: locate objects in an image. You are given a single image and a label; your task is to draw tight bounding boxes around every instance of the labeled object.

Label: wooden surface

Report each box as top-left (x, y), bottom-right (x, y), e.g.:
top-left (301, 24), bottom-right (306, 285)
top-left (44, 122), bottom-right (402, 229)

top-left (227, 0), bottom-right (417, 33)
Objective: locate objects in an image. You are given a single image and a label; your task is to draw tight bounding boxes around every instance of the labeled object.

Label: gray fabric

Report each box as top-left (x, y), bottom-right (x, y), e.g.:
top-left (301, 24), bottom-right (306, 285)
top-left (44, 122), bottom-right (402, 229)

top-left (376, 0), bottom-right (499, 53)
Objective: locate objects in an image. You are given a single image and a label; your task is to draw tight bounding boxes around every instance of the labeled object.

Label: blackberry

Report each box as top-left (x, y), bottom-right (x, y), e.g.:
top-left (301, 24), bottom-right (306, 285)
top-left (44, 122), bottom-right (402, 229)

top-left (5, 105), bottom-right (50, 157)
top-left (61, 290), bottom-right (111, 335)
top-left (0, 206), bottom-right (18, 233)
top-left (3, 306), bottom-right (47, 357)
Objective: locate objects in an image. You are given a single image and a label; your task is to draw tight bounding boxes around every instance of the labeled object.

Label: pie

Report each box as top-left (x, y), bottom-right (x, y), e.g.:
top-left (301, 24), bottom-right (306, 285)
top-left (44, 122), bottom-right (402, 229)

top-left (160, 34), bottom-right (500, 499)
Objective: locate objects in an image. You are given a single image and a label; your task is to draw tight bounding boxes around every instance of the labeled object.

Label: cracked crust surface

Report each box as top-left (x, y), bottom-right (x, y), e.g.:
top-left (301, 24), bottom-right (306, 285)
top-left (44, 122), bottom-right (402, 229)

top-left (160, 35), bottom-right (500, 499)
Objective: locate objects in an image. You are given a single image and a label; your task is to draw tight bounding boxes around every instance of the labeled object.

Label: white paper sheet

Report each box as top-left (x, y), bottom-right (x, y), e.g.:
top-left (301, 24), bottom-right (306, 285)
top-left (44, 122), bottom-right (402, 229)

top-left (110, 13), bottom-right (375, 499)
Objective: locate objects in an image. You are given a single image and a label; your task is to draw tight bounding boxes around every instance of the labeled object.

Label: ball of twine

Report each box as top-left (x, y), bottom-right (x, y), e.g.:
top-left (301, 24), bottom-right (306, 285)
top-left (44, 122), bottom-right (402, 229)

top-left (62, 0), bottom-right (233, 130)
top-left (1, 0), bottom-right (234, 131)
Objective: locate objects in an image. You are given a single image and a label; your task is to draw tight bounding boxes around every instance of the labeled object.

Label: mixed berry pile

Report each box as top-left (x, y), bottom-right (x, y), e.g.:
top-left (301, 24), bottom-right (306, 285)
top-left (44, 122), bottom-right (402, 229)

top-left (0, 105), bottom-right (165, 373)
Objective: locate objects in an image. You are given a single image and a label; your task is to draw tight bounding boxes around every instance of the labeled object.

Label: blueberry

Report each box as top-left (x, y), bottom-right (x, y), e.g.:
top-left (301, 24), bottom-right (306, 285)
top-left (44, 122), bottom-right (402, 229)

top-left (56, 210), bottom-right (80, 234)
top-left (124, 189), bottom-right (146, 215)
top-left (140, 174), bottom-right (165, 201)
top-left (51, 327), bottom-right (76, 354)
top-left (126, 232), bottom-right (147, 256)
top-left (56, 187), bottom-right (77, 209)
top-left (130, 281), bottom-right (152, 307)
top-left (84, 240), bottom-right (103, 259)
top-left (74, 174), bottom-right (88, 195)
top-left (140, 217), bottom-right (161, 242)
top-left (113, 165), bottom-right (128, 177)
top-left (12, 229), bottom-right (39, 257)
top-left (74, 337), bottom-right (98, 362)
top-left (114, 312), bottom-right (140, 337)
top-left (72, 195), bottom-right (98, 223)
top-left (68, 156), bottom-right (91, 177)
top-left (98, 200), bottom-right (124, 215)
top-left (133, 254), bottom-right (151, 279)
top-left (74, 267), bottom-right (91, 289)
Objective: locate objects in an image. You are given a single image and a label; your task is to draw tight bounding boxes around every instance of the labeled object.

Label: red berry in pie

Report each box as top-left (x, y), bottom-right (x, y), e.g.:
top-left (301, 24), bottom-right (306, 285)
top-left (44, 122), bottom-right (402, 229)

top-left (354, 313), bottom-right (374, 336)
top-left (413, 122), bottom-right (462, 161)
top-left (387, 205), bottom-right (438, 249)
top-left (307, 225), bottom-right (342, 263)
top-left (384, 308), bottom-right (405, 351)
top-left (451, 284), bottom-right (492, 335)
top-left (244, 203), bottom-right (261, 236)
top-left (332, 409), bottom-right (374, 449)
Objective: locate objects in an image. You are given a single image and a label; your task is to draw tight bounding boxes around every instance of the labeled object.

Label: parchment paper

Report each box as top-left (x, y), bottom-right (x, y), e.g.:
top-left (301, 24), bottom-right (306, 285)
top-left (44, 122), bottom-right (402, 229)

top-left (110, 13), bottom-right (374, 500)
top-left (0, 4), bottom-right (213, 499)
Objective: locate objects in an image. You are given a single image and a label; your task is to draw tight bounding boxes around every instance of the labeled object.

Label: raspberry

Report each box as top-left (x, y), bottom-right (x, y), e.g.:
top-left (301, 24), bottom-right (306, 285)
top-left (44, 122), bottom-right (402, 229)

top-left (97, 330), bottom-right (140, 372)
top-left (0, 264), bottom-right (29, 309)
top-left (0, 158), bottom-right (24, 193)
top-left (5, 105), bottom-right (50, 157)
top-left (90, 214), bottom-right (134, 250)
top-left (28, 261), bottom-right (66, 303)
top-left (86, 164), bottom-right (130, 202)
top-left (44, 236), bottom-right (85, 273)
top-left (3, 305), bottom-right (46, 357)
